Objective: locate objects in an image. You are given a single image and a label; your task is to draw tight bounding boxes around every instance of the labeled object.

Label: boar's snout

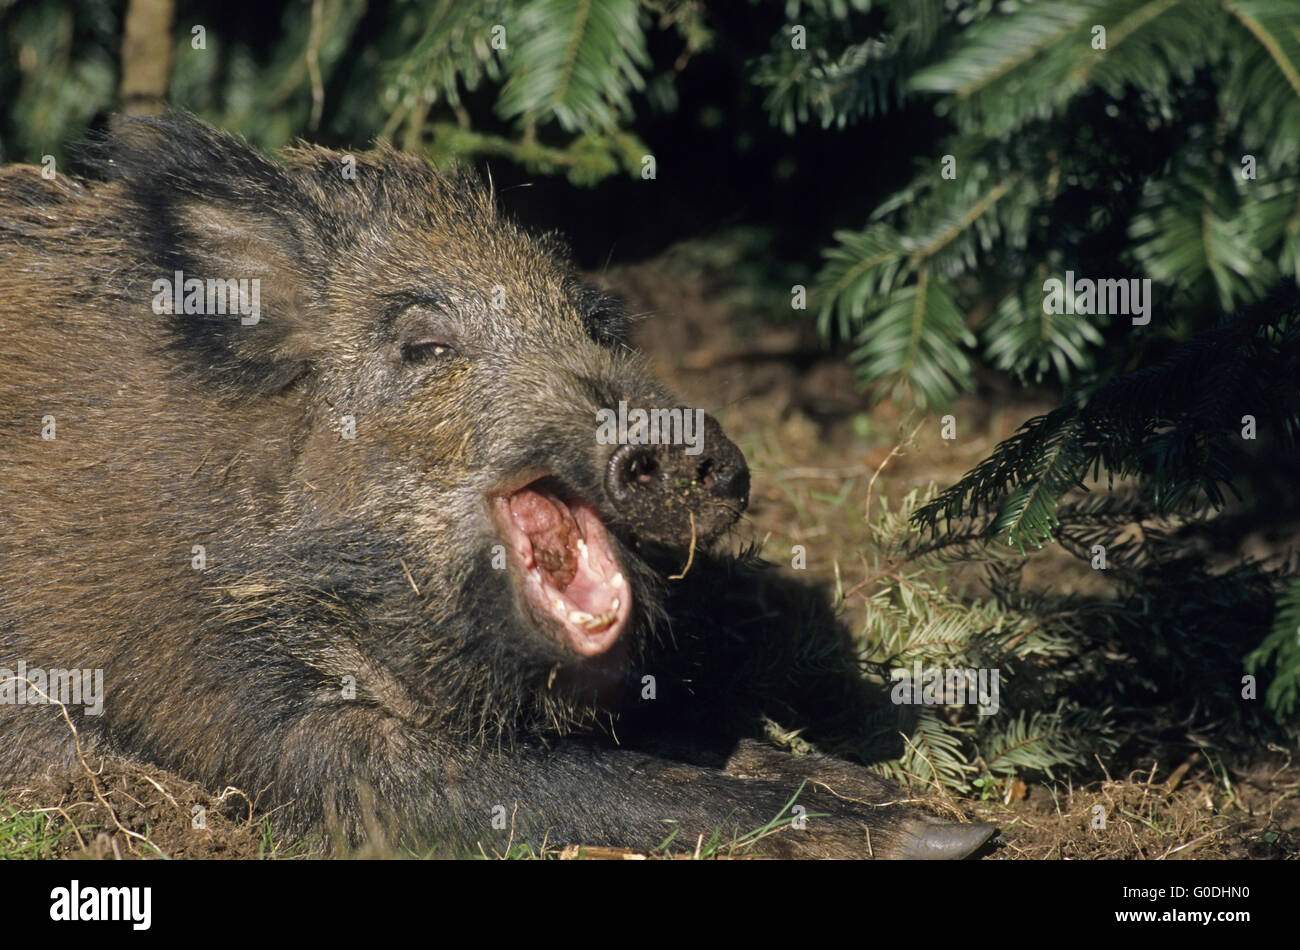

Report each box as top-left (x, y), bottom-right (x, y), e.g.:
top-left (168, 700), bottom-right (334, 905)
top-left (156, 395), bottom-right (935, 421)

top-left (604, 411), bottom-right (749, 547)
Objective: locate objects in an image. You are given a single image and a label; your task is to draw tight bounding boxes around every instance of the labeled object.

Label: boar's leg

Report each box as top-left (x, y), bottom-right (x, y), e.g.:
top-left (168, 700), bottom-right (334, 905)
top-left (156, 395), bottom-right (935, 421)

top-left (442, 744), bottom-right (993, 859)
top-left (262, 708), bottom-right (991, 859)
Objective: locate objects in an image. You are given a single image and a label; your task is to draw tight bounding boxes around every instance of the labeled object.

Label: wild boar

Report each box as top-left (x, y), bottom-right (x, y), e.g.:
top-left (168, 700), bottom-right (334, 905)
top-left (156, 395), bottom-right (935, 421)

top-left (0, 114), bottom-right (993, 858)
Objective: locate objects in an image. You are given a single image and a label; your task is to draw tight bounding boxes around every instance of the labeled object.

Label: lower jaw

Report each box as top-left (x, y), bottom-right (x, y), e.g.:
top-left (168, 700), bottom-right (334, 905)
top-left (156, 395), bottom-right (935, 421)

top-left (520, 568), bottom-right (629, 658)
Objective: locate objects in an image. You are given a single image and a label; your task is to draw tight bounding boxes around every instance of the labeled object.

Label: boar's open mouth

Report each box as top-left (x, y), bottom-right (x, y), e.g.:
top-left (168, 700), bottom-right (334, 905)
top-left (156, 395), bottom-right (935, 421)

top-left (493, 476), bottom-right (631, 658)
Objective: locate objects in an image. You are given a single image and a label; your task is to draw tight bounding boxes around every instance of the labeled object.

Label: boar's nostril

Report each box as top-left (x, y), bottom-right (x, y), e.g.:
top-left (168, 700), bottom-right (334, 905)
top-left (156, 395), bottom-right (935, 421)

top-left (697, 459), bottom-right (715, 489)
top-left (627, 452), bottom-right (659, 485)
top-left (608, 445), bottom-right (661, 501)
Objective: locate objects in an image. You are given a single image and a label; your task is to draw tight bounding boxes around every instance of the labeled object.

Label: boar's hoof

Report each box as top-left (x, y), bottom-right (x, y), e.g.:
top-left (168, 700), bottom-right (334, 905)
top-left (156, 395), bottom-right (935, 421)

top-left (895, 819), bottom-right (997, 860)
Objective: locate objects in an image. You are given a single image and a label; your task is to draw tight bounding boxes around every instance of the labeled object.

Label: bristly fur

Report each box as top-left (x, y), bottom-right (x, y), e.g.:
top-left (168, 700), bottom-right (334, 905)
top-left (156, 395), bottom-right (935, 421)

top-left (0, 114), bottom-right (995, 859)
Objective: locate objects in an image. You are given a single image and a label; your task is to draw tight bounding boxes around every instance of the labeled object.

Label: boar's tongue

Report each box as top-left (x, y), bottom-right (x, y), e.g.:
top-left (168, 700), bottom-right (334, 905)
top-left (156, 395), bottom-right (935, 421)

top-left (502, 480), bottom-right (629, 657)
top-left (509, 490), bottom-right (581, 588)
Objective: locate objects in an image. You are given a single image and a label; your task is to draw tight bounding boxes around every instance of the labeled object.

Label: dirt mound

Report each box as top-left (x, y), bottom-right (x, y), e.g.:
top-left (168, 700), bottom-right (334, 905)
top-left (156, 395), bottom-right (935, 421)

top-left (3, 758), bottom-right (284, 860)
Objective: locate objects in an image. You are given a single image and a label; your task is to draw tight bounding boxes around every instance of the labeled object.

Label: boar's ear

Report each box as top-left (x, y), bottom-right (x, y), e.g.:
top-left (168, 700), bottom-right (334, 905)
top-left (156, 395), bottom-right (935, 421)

top-left (575, 282), bottom-right (631, 348)
top-left (99, 113), bottom-right (324, 392)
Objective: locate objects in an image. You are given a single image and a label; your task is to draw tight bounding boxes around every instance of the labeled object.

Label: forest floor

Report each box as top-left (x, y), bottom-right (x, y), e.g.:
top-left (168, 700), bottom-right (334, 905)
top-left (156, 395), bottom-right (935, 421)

top-left (2, 249), bottom-right (1296, 860)
top-left (609, 252), bottom-right (1299, 862)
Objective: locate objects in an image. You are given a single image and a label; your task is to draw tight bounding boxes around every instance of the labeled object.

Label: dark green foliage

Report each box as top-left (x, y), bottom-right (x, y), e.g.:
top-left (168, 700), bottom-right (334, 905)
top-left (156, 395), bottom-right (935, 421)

top-left (915, 285), bottom-right (1300, 545)
top-left (0, 0), bottom-right (118, 163)
top-left (914, 285), bottom-right (1300, 549)
top-left (0, 0), bottom-right (669, 185)
top-left (844, 490), bottom-right (1121, 792)
top-left (807, 0), bottom-right (1300, 408)
top-left (1249, 577), bottom-right (1300, 719)
top-left (906, 285), bottom-right (1300, 725)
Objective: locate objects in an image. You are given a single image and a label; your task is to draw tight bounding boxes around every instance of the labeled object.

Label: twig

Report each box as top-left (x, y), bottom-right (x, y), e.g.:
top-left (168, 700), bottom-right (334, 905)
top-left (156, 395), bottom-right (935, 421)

top-left (4, 675), bottom-right (157, 855)
top-left (864, 421), bottom-right (924, 523)
top-left (669, 512), bottom-right (696, 580)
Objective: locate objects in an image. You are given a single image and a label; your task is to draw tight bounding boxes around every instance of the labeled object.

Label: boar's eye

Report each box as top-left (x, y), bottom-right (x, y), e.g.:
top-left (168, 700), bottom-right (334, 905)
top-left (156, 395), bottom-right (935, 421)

top-left (385, 297), bottom-right (460, 366)
top-left (400, 338), bottom-right (455, 363)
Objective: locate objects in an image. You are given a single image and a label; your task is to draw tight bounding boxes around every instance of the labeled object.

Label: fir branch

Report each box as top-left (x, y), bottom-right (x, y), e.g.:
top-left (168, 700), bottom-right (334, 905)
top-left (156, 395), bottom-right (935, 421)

top-left (497, 0), bottom-right (650, 133)
top-left (914, 283), bottom-right (1300, 541)
top-left (1247, 576), bottom-right (1300, 718)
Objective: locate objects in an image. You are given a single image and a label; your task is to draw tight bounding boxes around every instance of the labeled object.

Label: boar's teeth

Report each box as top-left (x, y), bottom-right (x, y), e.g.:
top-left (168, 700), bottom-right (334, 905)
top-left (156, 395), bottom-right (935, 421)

top-left (611, 573), bottom-right (625, 588)
top-left (567, 609), bottom-right (616, 631)
top-left (611, 598), bottom-right (620, 611)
